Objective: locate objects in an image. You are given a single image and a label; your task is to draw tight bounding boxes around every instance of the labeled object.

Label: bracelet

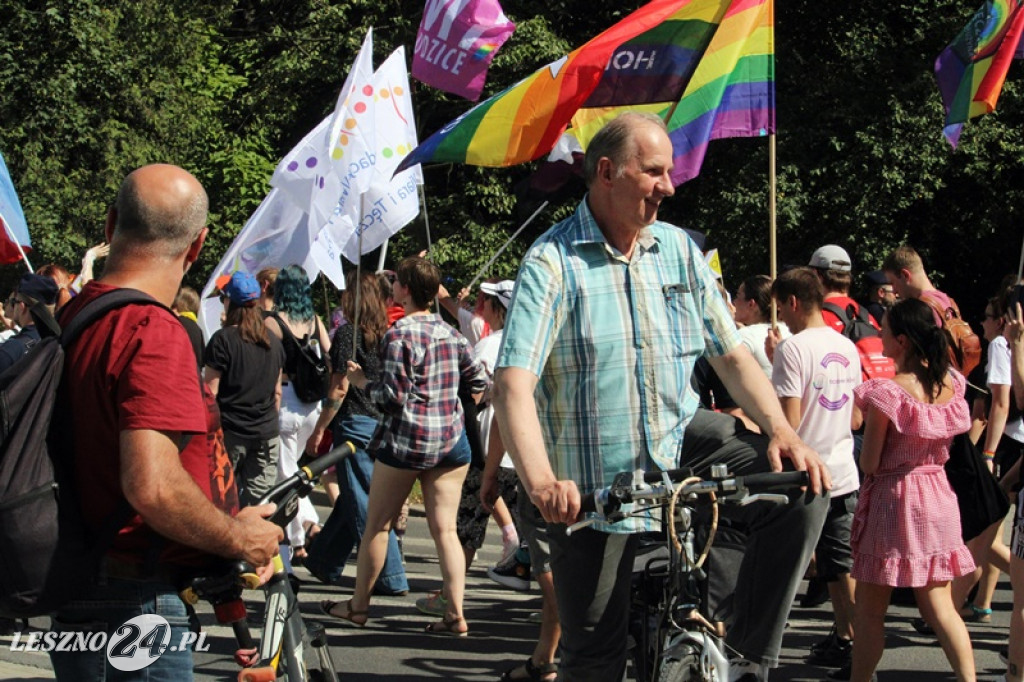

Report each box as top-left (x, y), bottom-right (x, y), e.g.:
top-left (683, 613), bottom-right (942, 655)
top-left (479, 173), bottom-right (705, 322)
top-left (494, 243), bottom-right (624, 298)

top-left (982, 450), bottom-right (996, 460)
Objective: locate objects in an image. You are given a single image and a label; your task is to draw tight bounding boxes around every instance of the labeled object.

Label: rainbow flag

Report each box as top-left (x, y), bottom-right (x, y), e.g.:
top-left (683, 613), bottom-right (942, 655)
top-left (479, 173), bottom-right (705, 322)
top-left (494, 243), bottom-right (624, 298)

top-left (398, 0), bottom-right (773, 185)
top-left (935, 0), bottom-right (1024, 147)
top-left (666, 0), bottom-right (773, 183)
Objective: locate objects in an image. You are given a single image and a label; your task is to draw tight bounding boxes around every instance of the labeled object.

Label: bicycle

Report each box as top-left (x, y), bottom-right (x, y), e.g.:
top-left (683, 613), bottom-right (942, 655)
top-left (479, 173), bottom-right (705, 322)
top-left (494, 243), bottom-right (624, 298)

top-left (180, 440), bottom-right (356, 682)
top-left (570, 464), bottom-right (809, 682)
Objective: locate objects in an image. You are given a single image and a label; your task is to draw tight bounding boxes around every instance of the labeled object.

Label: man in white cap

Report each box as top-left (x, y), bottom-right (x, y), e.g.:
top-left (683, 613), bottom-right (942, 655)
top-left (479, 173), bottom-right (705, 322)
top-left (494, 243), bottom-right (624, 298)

top-left (808, 244), bottom-right (878, 334)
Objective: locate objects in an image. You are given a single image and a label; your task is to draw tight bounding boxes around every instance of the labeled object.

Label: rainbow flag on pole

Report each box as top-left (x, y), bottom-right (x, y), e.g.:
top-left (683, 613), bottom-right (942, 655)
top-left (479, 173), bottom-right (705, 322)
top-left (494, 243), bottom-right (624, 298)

top-left (398, 0), bottom-right (773, 185)
top-left (935, 0), bottom-right (1024, 147)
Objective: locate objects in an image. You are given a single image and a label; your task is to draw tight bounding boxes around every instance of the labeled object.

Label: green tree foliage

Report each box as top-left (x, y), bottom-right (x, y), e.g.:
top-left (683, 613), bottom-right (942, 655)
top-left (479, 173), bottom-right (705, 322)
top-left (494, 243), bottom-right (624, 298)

top-left (0, 0), bottom-right (1022, 322)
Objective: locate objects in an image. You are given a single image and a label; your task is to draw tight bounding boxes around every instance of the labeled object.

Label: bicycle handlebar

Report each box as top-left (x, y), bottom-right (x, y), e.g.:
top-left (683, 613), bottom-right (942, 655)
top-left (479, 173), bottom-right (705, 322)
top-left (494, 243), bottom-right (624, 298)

top-left (257, 440), bottom-right (356, 508)
top-left (578, 468), bottom-right (809, 515)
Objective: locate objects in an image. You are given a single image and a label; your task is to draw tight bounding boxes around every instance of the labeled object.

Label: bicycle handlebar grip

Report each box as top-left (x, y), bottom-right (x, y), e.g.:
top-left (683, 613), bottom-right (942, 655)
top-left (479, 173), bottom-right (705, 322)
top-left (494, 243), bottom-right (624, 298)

top-left (741, 471), bottom-right (809, 491)
top-left (302, 440), bottom-right (356, 479)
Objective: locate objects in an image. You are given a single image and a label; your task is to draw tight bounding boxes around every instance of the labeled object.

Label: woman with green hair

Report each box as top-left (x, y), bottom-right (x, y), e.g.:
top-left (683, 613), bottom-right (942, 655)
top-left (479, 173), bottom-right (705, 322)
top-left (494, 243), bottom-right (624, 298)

top-left (266, 264), bottom-right (332, 559)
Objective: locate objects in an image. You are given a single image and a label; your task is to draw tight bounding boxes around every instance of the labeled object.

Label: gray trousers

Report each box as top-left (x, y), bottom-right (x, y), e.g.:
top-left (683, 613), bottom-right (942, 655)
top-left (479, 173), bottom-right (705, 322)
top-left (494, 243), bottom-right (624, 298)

top-left (548, 409), bottom-right (829, 681)
top-left (224, 431), bottom-right (281, 508)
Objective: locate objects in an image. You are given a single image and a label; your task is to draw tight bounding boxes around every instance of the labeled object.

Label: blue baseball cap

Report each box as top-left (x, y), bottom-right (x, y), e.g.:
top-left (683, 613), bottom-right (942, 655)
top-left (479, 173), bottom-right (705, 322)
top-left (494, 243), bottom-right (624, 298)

top-left (17, 273), bottom-right (59, 305)
top-left (224, 271), bottom-right (259, 305)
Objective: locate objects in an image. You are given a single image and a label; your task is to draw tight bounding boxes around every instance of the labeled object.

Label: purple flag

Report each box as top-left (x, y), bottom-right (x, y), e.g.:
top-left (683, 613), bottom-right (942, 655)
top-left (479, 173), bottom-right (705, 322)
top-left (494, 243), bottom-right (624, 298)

top-left (412, 0), bottom-right (515, 101)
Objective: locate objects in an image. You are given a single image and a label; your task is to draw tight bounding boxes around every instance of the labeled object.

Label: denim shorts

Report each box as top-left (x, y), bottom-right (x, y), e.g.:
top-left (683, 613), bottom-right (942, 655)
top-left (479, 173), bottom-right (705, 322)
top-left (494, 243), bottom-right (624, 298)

top-left (375, 430), bottom-right (471, 470)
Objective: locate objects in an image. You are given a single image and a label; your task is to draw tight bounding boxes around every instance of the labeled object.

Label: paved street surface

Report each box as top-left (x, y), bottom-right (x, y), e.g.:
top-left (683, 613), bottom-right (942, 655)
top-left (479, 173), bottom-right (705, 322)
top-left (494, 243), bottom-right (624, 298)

top-left (0, 489), bottom-right (1014, 681)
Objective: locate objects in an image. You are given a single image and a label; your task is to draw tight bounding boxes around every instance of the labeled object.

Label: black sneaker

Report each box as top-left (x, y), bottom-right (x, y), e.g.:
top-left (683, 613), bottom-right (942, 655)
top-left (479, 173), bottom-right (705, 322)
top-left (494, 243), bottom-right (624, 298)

top-left (807, 631), bottom-right (852, 667)
top-left (810, 625), bottom-right (838, 656)
top-left (487, 557), bottom-right (531, 591)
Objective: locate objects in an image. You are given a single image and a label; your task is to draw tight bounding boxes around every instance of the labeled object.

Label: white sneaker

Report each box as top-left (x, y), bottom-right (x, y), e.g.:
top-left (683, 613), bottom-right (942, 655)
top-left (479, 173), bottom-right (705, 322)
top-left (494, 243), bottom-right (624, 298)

top-left (728, 659), bottom-right (768, 682)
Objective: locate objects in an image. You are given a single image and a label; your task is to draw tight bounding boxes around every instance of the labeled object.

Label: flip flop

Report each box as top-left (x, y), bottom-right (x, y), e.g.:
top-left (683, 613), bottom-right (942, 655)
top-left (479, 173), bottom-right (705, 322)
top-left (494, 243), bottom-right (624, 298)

top-left (424, 615), bottom-right (468, 637)
top-left (320, 598), bottom-right (368, 628)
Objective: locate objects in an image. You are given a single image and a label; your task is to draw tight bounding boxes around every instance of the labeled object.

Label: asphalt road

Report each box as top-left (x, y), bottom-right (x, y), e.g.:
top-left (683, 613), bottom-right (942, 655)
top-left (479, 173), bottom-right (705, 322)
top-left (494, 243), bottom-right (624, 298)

top-left (0, 489), bottom-right (1015, 681)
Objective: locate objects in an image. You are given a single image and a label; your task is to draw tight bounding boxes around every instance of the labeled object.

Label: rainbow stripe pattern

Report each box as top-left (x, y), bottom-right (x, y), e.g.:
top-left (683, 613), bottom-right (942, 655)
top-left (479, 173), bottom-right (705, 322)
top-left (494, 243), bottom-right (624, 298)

top-left (666, 0), bottom-right (773, 184)
top-left (935, 0), bottom-right (1024, 147)
top-left (398, 0), bottom-right (774, 185)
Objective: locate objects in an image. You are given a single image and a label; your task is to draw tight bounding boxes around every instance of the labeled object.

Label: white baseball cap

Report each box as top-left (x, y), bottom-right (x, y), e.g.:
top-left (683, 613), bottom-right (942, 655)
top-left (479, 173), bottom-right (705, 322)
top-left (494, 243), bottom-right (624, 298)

top-left (480, 280), bottom-right (515, 308)
top-left (808, 245), bottom-right (852, 273)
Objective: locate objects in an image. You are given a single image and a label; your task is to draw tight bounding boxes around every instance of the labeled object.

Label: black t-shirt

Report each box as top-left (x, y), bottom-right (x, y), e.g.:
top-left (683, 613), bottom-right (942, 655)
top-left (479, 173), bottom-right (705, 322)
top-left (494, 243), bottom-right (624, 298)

top-left (204, 326), bottom-right (286, 439)
top-left (178, 315), bottom-right (205, 374)
top-left (330, 323), bottom-right (382, 421)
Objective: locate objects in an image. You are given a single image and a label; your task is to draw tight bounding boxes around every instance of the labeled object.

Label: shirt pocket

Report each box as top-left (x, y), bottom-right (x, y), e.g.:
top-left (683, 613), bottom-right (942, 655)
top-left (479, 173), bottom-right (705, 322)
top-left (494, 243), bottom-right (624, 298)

top-left (660, 282), bottom-right (700, 360)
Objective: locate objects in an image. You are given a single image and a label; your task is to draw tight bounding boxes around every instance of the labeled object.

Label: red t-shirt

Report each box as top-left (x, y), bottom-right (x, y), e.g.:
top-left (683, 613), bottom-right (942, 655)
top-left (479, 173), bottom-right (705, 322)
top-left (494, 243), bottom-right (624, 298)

top-left (60, 282), bottom-right (233, 565)
top-left (821, 294), bottom-right (879, 333)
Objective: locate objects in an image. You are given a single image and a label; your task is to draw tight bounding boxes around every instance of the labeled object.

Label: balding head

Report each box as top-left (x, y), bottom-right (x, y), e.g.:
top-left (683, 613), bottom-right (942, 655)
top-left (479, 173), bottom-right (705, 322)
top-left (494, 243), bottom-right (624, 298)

top-left (583, 112), bottom-right (668, 187)
top-left (110, 164), bottom-right (208, 261)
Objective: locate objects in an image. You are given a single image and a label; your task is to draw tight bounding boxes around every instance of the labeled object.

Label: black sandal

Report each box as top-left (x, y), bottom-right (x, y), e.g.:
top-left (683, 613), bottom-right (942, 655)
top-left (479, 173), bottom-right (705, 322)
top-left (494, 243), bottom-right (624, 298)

top-left (499, 657), bottom-right (558, 681)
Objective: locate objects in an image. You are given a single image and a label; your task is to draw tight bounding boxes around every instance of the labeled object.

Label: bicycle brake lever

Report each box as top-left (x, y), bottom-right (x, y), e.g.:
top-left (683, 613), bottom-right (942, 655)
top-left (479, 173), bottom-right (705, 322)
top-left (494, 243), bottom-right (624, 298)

top-left (735, 493), bottom-right (790, 506)
top-left (565, 518), bottom-right (598, 536)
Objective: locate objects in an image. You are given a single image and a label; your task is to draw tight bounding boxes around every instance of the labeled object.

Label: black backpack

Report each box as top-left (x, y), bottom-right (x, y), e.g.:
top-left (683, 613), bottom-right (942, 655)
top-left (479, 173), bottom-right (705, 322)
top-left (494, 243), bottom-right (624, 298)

top-left (274, 312), bottom-right (331, 403)
top-left (0, 289), bottom-right (158, 617)
top-left (821, 301), bottom-right (896, 381)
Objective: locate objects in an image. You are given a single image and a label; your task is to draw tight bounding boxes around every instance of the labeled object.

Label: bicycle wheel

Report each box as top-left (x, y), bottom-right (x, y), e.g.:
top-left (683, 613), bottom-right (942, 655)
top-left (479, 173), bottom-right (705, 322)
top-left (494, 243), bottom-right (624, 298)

top-left (656, 654), bottom-right (700, 682)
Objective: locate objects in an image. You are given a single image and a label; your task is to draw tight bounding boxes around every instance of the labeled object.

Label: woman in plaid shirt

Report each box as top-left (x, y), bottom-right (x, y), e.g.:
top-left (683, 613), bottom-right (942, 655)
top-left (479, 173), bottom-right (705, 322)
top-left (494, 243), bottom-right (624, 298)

top-left (321, 256), bottom-right (488, 637)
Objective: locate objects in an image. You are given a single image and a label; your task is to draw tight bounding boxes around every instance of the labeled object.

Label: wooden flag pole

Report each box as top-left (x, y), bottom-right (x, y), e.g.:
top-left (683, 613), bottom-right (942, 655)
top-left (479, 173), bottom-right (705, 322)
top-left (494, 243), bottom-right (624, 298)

top-left (769, 133), bottom-right (778, 327)
top-left (1017, 229), bottom-right (1024, 283)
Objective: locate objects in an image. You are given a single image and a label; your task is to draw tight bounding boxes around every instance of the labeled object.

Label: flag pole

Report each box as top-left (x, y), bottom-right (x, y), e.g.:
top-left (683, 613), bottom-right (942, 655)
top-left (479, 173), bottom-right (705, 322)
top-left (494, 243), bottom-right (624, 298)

top-left (419, 184), bottom-right (441, 312)
top-left (0, 218), bottom-right (33, 273)
top-left (768, 133), bottom-right (777, 327)
top-left (353, 225), bottom-right (364, 358)
top-left (1017, 229), bottom-right (1024, 283)
top-left (465, 201), bottom-right (549, 292)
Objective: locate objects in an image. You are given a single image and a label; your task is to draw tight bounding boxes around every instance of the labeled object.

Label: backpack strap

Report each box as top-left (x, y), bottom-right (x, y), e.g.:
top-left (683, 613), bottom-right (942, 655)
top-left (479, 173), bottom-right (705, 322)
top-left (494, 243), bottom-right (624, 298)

top-left (60, 288), bottom-right (166, 347)
top-left (821, 301), bottom-right (852, 328)
top-left (920, 291), bottom-right (955, 322)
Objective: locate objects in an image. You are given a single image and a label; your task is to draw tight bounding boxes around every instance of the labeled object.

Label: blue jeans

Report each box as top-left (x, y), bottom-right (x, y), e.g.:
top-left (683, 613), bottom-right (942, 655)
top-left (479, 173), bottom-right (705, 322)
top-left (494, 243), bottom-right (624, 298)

top-left (50, 576), bottom-right (194, 681)
top-left (305, 414), bottom-right (408, 594)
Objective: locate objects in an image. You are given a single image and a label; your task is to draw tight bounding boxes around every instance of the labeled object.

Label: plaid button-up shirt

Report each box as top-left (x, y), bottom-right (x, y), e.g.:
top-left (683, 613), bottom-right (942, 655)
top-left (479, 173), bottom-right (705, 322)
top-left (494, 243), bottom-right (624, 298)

top-left (368, 313), bottom-right (488, 469)
top-left (498, 199), bottom-right (740, 532)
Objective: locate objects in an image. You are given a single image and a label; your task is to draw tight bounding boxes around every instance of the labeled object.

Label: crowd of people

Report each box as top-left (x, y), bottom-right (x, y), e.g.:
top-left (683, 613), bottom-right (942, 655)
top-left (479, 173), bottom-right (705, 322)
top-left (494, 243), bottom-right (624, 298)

top-left (11, 115), bottom-right (1024, 682)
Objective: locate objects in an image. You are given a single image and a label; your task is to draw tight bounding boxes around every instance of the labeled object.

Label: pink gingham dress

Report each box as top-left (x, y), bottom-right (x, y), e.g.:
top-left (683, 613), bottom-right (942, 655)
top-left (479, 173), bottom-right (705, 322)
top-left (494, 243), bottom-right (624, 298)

top-left (850, 371), bottom-right (975, 587)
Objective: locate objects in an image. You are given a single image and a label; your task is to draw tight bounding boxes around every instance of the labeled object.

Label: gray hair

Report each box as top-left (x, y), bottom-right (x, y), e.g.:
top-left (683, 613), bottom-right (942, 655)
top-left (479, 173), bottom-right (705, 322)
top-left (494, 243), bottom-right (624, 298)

top-left (583, 112), bottom-right (668, 187)
top-left (114, 168), bottom-right (208, 259)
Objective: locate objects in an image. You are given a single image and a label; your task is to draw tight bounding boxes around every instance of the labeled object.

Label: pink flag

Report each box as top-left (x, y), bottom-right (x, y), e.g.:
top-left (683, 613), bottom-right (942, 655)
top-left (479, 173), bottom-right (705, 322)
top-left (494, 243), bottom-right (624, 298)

top-left (412, 0), bottom-right (515, 101)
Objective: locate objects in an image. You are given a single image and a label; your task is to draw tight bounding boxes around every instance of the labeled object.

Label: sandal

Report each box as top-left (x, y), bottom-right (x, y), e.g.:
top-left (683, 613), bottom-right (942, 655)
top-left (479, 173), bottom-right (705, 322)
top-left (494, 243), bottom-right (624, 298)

top-left (424, 615), bottom-right (468, 637)
top-left (959, 604), bottom-right (993, 623)
top-left (319, 599), bottom-right (368, 628)
top-left (500, 657), bottom-right (558, 681)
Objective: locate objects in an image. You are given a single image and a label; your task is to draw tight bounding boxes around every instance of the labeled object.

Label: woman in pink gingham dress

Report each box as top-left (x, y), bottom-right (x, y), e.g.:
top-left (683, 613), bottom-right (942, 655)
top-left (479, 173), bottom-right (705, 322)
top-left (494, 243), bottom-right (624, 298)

top-left (848, 298), bottom-right (976, 682)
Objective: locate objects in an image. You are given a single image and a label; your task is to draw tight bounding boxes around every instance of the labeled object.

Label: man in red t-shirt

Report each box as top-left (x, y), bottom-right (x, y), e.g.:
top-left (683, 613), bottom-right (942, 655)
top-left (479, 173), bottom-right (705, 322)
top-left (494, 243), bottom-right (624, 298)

top-left (49, 164), bottom-right (283, 680)
top-left (809, 244), bottom-right (880, 334)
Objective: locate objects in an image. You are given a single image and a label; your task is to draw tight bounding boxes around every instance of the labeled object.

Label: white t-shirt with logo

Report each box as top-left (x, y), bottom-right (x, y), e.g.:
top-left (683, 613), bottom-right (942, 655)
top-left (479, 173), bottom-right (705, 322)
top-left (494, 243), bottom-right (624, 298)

top-left (772, 326), bottom-right (862, 496)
